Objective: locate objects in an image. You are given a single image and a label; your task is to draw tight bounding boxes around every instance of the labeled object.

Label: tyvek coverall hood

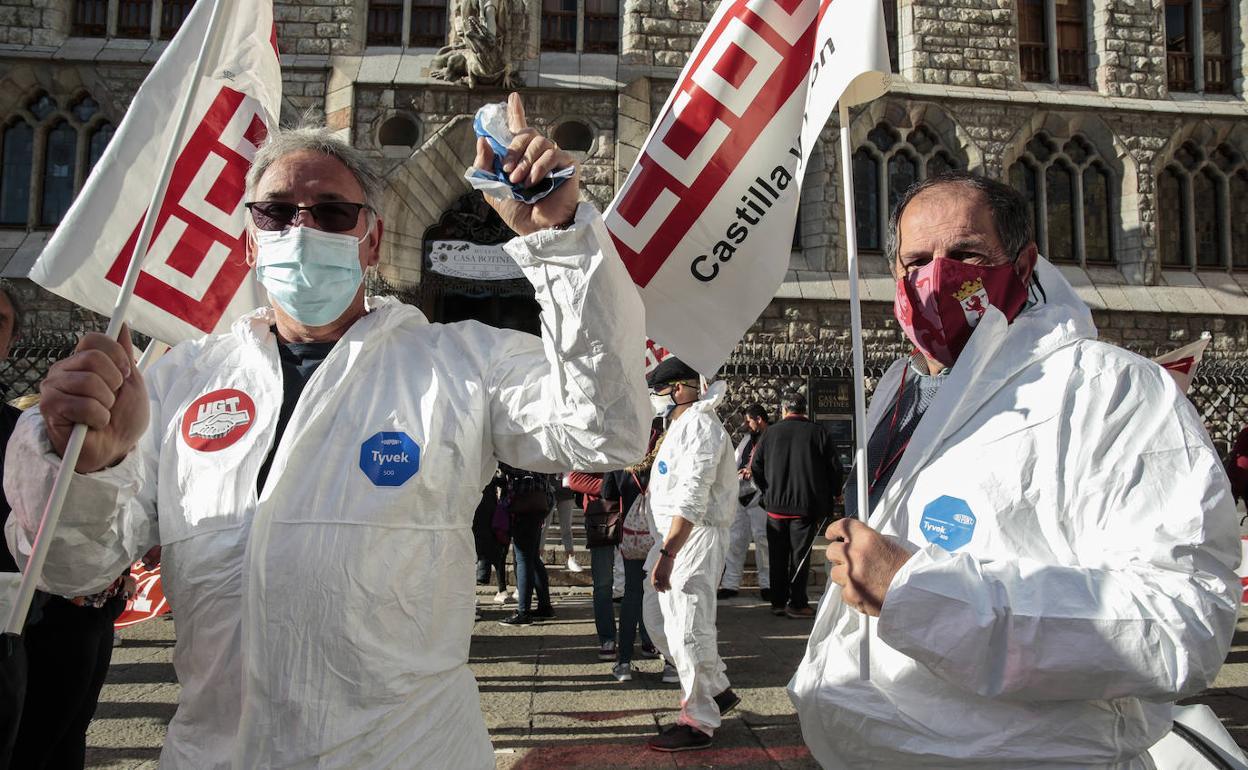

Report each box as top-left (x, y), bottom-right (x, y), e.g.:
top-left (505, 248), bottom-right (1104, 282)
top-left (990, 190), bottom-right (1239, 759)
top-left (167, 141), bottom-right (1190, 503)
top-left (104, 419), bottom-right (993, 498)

top-left (788, 257), bottom-right (1241, 769)
top-left (5, 205), bottom-right (651, 769)
top-left (642, 382), bottom-right (739, 734)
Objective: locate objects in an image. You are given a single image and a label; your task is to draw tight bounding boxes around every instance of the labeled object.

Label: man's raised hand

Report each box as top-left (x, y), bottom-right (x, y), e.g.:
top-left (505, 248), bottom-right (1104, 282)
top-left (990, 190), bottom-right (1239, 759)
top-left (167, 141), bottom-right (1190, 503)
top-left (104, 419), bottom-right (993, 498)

top-left (40, 326), bottom-right (149, 473)
top-left (474, 92), bottom-right (580, 236)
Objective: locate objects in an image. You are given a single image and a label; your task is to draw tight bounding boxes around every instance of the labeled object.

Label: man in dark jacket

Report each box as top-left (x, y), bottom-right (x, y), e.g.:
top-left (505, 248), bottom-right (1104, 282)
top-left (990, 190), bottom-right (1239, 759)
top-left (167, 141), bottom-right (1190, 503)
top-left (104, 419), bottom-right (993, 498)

top-left (751, 393), bottom-right (842, 618)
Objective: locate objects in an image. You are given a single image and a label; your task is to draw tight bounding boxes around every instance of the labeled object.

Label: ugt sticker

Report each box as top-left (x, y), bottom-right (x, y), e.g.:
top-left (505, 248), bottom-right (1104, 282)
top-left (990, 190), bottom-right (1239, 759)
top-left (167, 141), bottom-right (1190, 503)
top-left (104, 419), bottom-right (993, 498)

top-left (359, 432), bottom-right (421, 487)
top-left (919, 496), bottom-right (976, 551)
top-left (181, 388), bottom-right (255, 452)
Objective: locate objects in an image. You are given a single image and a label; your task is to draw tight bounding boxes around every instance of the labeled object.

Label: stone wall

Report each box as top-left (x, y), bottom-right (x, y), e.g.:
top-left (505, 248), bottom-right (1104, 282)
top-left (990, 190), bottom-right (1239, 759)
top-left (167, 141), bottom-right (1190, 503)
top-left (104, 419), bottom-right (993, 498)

top-left (0, 0), bottom-right (65, 47)
top-left (274, 0), bottom-right (360, 56)
top-left (1093, 0), bottom-right (1167, 99)
top-left (621, 0), bottom-right (712, 68)
top-left (908, 0), bottom-right (1019, 89)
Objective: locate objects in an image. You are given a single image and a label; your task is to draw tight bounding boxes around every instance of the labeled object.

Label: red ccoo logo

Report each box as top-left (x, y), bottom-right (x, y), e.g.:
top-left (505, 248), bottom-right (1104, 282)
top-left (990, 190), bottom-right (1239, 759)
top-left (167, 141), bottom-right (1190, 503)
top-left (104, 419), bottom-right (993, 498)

top-left (180, 388), bottom-right (255, 452)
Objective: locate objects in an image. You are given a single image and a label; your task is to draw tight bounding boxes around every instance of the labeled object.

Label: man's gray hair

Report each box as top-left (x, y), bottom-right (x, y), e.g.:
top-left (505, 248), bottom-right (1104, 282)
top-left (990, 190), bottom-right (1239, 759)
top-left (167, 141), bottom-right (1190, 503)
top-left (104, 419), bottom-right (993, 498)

top-left (885, 171), bottom-right (1034, 266)
top-left (245, 125), bottom-right (385, 212)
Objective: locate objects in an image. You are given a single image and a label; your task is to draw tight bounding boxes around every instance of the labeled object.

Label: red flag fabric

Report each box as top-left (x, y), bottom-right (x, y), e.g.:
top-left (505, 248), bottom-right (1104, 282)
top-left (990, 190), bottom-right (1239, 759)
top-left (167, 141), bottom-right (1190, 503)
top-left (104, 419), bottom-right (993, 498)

top-left (114, 563), bottom-right (171, 629)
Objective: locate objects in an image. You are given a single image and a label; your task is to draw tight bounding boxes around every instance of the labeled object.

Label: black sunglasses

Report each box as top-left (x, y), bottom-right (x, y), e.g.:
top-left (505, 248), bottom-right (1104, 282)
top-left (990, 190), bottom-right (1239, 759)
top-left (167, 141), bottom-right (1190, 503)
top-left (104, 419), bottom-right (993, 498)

top-left (245, 201), bottom-right (370, 233)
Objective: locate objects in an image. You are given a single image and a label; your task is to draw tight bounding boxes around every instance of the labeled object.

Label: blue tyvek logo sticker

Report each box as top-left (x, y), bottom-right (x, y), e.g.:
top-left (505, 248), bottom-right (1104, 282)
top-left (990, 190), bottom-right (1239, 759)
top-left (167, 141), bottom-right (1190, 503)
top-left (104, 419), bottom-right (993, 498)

top-left (359, 432), bottom-right (421, 487)
top-left (657, 460), bottom-right (668, 475)
top-left (920, 496), bottom-right (976, 551)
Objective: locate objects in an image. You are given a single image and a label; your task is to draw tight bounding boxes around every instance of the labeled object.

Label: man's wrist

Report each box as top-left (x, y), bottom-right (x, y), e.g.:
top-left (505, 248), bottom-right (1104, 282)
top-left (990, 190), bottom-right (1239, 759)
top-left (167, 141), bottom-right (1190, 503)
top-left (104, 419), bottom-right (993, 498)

top-left (659, 546), bottom-right (676, 560)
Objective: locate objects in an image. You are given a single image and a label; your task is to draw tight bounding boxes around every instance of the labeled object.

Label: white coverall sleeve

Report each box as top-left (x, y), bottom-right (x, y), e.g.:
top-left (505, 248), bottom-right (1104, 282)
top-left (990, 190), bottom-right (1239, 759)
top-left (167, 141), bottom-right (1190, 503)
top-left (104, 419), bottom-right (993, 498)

top-left (877, 356), bottom-right (1241, 703)
top-left (650, 414), bottom-right (727, 527)
top-left (5, 403), bottom-right (160, 598)
top-left (486, 203), bottom-right (650, 472)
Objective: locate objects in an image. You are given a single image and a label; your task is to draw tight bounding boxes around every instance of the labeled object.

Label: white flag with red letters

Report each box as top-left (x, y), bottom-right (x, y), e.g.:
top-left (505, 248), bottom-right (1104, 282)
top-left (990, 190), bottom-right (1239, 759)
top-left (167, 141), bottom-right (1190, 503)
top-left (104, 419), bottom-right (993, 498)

top-left (29, 0), bottom-right (281, 344)
top-left (605, 0), bottom-right (890, 375)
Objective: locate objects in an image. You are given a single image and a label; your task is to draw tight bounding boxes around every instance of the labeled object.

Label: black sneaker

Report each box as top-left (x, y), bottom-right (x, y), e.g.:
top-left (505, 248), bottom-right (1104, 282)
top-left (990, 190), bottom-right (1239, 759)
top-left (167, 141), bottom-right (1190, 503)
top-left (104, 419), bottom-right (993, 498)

top-left (760, 588), bottom-right (773, 602)
top-left (714, 688), bottom-right (741, 716)
top-left (640, 642), bottom-right (660, 659)
top-left (532, 605), bottom-right (556, 619)
top-left (648, 724), bottom-right (712, 752)
top-left (498, 612), bottom-right (532, 626)
top-left (716, 588), bottom-right (739, 600)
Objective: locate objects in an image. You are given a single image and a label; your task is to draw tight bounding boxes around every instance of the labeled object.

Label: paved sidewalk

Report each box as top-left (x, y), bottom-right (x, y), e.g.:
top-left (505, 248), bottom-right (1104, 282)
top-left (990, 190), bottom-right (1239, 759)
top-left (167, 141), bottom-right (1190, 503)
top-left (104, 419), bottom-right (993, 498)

top-left (85, 587), bottom-right (1248, 769)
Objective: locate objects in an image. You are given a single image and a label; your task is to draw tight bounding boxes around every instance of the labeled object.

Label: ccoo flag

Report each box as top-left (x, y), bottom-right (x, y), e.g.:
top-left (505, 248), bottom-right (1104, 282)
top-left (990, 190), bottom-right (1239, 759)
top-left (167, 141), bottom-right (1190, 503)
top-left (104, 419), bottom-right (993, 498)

top-left (1152, 334), bottom-right (1210, 395)
top-left (29, 0), bottom-right (281, 344)
top-left (605, 0), bottom-right (890, 375)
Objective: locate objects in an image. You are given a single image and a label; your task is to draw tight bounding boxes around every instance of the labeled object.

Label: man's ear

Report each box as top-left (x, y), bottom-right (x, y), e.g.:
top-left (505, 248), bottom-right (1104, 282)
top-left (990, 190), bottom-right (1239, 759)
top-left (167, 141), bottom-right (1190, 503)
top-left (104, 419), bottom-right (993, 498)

top-left (366, 216), bottom-right (384, 268)
top-left (244, 227), bottom-right (258, 267)
top-left (1014, 242), bottom-right (1039, 286)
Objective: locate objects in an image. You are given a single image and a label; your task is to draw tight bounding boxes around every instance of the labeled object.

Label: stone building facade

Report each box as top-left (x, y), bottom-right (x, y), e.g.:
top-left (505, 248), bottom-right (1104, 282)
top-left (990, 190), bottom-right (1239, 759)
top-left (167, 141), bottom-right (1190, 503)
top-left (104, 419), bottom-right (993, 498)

top-left (2, 0), bottom-right (1248, 442)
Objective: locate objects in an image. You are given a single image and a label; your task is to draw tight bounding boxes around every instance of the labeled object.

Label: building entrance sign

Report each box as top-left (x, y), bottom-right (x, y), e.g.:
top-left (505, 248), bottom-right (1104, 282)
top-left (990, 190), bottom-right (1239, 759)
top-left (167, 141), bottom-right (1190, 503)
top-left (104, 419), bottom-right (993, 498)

top-left (427, 240), bottom-right (523, 281)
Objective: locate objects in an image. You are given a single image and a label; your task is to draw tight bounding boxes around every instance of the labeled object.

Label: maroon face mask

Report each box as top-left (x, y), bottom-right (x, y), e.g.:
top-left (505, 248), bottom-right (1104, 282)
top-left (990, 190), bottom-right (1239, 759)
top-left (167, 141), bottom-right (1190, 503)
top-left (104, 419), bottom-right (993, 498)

top-left (893, 257), bottom-right (1032, 369)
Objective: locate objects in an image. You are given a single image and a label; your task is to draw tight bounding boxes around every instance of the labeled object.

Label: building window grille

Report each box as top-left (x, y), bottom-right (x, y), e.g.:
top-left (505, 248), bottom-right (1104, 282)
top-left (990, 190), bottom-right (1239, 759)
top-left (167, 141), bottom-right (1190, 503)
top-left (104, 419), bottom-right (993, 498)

top-left (1201, 0), bottom-right (1231, 93)
top-left (542, 0), bottom-right (578, 51)
top-left (540, 0), bottom-right (617, 53)
top-left (70, 0), bottom-right (197, 40)
top-left (0, 92), bottom-right (115, 229)
top-left (1008, 133), bottom-right (1115, 265)
top-left (852, 123), bottom-right (965, 253)
top-left (72, 0), bottom-right (109, 37)
top-left (1164, 0), bottom-right (1229, 93)
top-left (410, 0), bottom-right (448, 47)
top-left (1157, 141), bottom-right (1247, 270)
top-left (1019, 0), bottom-right (1088, 85)
top-left (364, 0), bottom-right (447, 47)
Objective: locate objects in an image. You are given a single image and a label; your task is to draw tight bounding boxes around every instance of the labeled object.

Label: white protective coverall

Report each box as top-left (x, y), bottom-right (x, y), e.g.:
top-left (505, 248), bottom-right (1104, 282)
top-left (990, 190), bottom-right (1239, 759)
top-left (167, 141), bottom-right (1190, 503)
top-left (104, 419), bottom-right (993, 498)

top-left (642, 382), bottom-right (739, 735)
top-left (5, 205), bottom-right (650, 770)
top-left (720, 434), bottom-right (769, 591)
top-left (788, 258), bottom-right (1241, 769)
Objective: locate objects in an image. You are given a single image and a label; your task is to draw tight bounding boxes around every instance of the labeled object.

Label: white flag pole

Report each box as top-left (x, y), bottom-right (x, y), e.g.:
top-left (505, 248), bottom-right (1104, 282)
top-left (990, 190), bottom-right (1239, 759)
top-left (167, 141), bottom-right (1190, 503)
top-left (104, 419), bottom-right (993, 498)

top-left (137, 340), bottom-right (170, 372)
top-left (837, 100), bottom-right (873, 681)
top-left (4, 0), bottom-right (229, 636)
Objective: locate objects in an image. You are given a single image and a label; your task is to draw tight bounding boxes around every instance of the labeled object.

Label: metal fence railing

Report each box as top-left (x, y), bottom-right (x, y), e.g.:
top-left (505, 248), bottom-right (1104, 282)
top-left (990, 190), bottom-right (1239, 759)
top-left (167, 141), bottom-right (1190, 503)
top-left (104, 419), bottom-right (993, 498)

top-left (3, 336), bottom-right (1246, 458)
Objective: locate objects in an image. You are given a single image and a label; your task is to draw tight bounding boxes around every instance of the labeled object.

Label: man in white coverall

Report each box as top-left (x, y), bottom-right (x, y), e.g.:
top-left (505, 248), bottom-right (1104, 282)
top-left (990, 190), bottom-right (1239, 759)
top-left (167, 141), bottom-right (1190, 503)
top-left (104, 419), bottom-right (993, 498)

top-left (5, 94), bottom-right (650, 769)
top-left (788, 171), bottom-right (1241, 769)
top-left (642, 357), bottom-right (740, 752)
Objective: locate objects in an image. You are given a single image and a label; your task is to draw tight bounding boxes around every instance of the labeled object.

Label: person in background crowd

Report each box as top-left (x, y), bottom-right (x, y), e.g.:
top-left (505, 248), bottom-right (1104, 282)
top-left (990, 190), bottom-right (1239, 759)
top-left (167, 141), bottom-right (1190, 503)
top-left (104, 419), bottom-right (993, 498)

top-left (789, 172), bottom-right (1239, 768)
top-left (554, 475), bottom-right (584, 574)
top-left (642, 358), bottom-right (740, 752)
top-left (750, 394), bottom-right (843, 618)
top-left (6, 95), bottom-right (651, 768)
top-left (1226, 425), bottom-right (1248, 508)
top-left (565, 470), bottom-right (617, 655)
top-left (499, 466), bottom-right (556, 626)
top-left (599, 448), bottom-right (661, 682)
top-left (0, 284), bottom-right (131, 770)
top-left (473, 468), bottom-right (510, 604)
top-left (719, 403), bottom-right (771, 601)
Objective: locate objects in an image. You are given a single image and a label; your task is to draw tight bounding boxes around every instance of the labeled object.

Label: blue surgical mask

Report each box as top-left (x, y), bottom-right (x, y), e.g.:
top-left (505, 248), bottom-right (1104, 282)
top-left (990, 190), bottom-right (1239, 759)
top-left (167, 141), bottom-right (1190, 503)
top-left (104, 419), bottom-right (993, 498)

top-left (254, 225), bottom-right (368, 327)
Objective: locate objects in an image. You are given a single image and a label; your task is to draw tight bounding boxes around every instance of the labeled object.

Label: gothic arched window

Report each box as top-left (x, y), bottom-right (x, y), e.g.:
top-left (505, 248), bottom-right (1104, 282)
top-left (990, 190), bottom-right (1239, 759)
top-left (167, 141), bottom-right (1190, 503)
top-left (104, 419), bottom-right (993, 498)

top-left (0, 91), bottom-right (115, 229)
top-left (852, 122), bottom-right (965, 253)
top-left (1008, 132), bottom-right (1115, 264)
top-left (1158, 141), bottom-right (1246, 270)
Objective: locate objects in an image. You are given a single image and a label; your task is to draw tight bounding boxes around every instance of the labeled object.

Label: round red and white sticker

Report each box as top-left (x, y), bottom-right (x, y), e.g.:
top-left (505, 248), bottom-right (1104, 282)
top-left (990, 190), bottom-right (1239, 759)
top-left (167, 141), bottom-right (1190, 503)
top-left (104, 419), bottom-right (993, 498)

top-left (180, 388), bottom-right (255, 452)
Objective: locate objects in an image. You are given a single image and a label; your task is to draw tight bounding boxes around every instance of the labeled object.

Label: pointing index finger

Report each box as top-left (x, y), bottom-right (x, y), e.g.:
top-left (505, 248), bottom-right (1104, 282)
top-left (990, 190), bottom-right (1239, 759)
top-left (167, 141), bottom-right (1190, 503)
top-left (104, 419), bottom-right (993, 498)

top-left (506, 92), bottom-right (528, 134)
